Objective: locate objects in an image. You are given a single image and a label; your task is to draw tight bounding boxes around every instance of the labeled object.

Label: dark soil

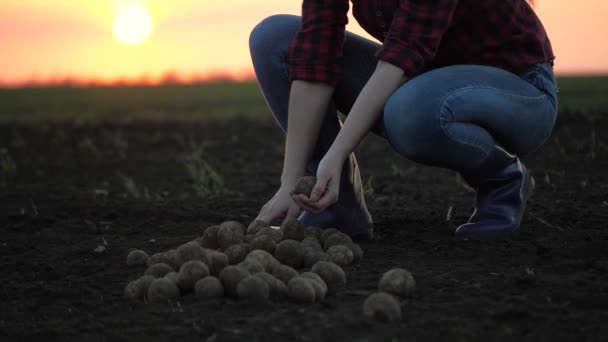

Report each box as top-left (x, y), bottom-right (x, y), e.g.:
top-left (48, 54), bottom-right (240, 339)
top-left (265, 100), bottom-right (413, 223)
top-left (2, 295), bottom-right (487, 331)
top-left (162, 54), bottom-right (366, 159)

top-left (1, 110), bottom-right (607, 342)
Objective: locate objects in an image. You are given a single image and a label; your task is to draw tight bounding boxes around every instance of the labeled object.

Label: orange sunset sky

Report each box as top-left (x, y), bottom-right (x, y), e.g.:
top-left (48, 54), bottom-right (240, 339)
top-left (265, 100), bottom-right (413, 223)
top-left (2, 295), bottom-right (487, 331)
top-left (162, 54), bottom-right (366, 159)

top-left (1, 0), bottom-right (607, 87)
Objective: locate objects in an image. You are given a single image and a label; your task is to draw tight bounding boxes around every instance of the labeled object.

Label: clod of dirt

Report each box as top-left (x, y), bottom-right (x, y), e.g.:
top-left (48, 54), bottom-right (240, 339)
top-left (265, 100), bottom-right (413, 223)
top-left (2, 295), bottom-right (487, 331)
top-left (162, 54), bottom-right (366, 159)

top-left (345, 242), bottom-right (364, 263)
top-left (378, 268), bottom-right (416, 297)
top-left (320, 228), bottom-right (341, 243)
top-left (250, 235), bottom-right (277, 254)
top-left (217, 221), bottom-right (246, 250)
top-left (300, 272), bottom-right (328, 300)
top-left (272, 264), bottom-right (299, 285)
top-left (301, 237), bottom-right (323, 253)
top-left (293, 176), bottom-right (316, 197)
top-left (326, 245), bottom-right (354, 266)
top-left (144, 263), bottom-right (174, 278)
top-left (237, 275), bottom-right (270, 301)
top-left (303, 250), bottom-right (330, 268)
top-left (255, 227), bottom-right (283, 243)
top-left (362, 292), bottom-right (402, 323)
top-left (281, 219), bottom-right (308, 242)
top-left (238, 258), bottom-right (264, 274)
top-left (306, 226), bottom-right (323, 240)
top-left (224, 243), bottom-right (252, 264)
top-left (287, 277), bottom-right (316, 303)
top-left (252, 272), bottom-right (287, 300)
top-left (311, 261), bottom-right (346, 295)
top-left (274, 239), bottom-right (304, 269)
top-left (246, 250), bottom-right (280, 273)
top-left (247, 219), bottom-right (270, 235)
top-left (206, 250), bottom-right (228, 276)
top-left (176, 260), bottom-right (210, 291)
top-left (176, 241), bottom-right (208, 267)
top-left (200, 225), bottom-right (221, 249)
top-left (163, 272), bottom-right (178, 284)
top-left (126, 249), bottom-right (149, 267)
top-left (219, 265), bottom-right (251, 297)
top-left (323, 232), bottom-right (353, 251)
top-left (147, 278), bottom-right (180, 303)
top-left (194, 276), bottom-right (224, 299)
top-left (124, 275), bottom-right (155, 301)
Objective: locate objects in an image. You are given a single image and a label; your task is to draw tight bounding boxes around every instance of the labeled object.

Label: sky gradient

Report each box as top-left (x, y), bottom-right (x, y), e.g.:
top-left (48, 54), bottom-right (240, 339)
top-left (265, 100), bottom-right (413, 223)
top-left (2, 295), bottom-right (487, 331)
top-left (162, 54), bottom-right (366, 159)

top-left (1, 0), bottom-right (606, 86)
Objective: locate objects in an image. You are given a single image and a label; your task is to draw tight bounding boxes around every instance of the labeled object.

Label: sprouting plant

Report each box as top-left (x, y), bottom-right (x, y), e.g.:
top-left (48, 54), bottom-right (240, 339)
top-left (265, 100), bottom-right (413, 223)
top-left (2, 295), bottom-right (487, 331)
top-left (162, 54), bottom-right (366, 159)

top-left (183, 143), bottom-right (223, 196)
top-left (119, 173), bottom-right (140, 199)
top-left (363, 175), bottom-right (374, 196)
top-left (0, 148), bottom-right (17, 187)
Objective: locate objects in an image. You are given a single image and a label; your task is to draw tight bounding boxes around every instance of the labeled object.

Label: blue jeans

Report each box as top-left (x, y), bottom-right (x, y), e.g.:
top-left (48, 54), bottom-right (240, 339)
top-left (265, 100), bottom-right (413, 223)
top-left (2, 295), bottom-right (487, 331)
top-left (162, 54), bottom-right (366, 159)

top-left (249, 14), bottom-right (558, 171)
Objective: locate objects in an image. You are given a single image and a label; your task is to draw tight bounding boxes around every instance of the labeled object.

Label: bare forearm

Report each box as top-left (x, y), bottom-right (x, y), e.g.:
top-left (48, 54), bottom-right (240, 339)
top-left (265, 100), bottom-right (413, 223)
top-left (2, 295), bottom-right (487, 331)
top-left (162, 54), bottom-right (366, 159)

top-left (327, 60), bottom-right (406, 161)
top-left (281, 80), bottom-right (334, 187)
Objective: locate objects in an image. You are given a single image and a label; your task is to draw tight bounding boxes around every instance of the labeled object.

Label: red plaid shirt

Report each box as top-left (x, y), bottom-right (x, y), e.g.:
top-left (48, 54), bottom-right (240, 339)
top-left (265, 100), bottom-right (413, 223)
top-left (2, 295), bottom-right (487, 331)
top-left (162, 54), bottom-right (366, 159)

top-left (288, 0), bottom-right (555, 87)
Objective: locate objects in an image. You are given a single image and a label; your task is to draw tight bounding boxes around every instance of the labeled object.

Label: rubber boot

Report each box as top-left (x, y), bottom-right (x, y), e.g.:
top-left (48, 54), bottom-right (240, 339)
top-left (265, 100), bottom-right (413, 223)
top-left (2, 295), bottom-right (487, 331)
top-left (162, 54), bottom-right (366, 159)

top-left (454, 146), bottom-right (535, 238)
top-left (297, 153), bottom-right (374, 241)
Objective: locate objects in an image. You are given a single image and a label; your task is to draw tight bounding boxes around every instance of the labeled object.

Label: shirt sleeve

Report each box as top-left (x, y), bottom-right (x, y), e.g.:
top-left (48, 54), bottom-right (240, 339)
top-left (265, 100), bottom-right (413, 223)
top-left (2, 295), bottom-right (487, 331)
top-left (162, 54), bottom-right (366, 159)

top-left (376, 0), bottom-right (459, 79)
top-left (287, 0), bottom-right (350, 87)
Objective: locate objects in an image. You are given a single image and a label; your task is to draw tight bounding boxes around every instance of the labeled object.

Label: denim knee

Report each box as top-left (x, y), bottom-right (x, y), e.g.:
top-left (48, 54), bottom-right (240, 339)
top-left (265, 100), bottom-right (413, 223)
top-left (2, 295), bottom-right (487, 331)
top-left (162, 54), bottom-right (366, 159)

top-left (249, 14), bottom-right (300, 58)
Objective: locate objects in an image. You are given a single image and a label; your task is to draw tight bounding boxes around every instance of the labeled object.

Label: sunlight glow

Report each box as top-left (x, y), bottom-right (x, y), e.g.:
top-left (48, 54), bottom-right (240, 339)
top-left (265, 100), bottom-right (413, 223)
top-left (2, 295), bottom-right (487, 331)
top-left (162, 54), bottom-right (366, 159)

top-left (113, 4), bottom-right (152, 45)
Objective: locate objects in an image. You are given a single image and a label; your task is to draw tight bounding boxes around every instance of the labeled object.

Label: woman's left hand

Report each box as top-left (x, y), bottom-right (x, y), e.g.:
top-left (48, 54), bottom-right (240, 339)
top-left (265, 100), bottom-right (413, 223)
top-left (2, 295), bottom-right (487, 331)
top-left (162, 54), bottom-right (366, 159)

top-left (291, 154), bottom-right (343, 213)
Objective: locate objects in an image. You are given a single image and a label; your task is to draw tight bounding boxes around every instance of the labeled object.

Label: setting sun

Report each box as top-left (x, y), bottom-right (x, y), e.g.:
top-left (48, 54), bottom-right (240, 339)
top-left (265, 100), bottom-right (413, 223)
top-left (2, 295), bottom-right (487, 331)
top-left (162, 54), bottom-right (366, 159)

top-left (113, 4), bottom-right (152, 45)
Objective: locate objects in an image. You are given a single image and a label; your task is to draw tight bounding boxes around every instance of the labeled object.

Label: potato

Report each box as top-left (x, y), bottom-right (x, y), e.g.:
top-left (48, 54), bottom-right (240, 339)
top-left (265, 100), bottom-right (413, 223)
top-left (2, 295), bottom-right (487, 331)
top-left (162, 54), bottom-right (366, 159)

top-left (147, 252), bottom-right (170, 267)
top-left (362, 292), bottom-right (402, 323)
top-left (303, 250), bottom-right (330, 268)
top-left (164, 249), bottom-right (181, 270)
top-left (147, 278), bottom-right (180, 303)
top-left (287, 277), bottom-right (316, 303)
top-left (238, 258), bottom-right (264, 274)
top-left (255, 226), bottom-right (283, 243)
top-left (272, 264), bottom-right (299, 285)
top-left (301, 237), bottom-right (323, 253)
top-left (204, 250), bottom-right (227, 276)
top-left (218, 221), bottom-right (245, 250)
top-left (311, 261), bottom-right (346, 295)
top-left (246, 250), bottom-right (280, 273)
top-left (326, 245), bottom-right (354, 266)
top-left (144, 263), bottom-right (174, 278)
top-left (250, 235), bottom-right (277, 254)
top-left (126, 249), bottom-right (149, 267)
top-left (281, 219), bottom-right (308, 242)
top-left (320, 228), bottom-right (341, 243)
top-left (345, 242), bottom-right (364, 263)
top-left (300, 272), bottom-right (328, 299)
top-left (323, 232), bottom-right (353, 251)
top-left (247, 219), bottom-right (270, 235)
top-left (164, 271), bottom-right (179, 284)
top-left (274, 239), bottom-right (304, 269)
top-left (245, 234), bottom-right (256, 243)
top-left (177, 260), bottom-right (210, 291)
top-left (176, 241), bottom-right (208, 266)
top-left (293, 176), bottom-right (316, 197)
top-left (306, 226), bottom-right (323, 240)
top-left (237, 275), bottom-right (270, 301)
top-left (219, 265), bottom-right (250, 297)
top-left (378, 268), bottom-right (416, 297)
top-left (224, 243), bottom-right (252, 265)
top-left (252, 272), bottom-right (287, 300)
top-left (194, 276), bottom-right (224, 299)
top-left (200, 225), bottom-right (221, 249)
top-left (124, 275), bottom-right (155, 301)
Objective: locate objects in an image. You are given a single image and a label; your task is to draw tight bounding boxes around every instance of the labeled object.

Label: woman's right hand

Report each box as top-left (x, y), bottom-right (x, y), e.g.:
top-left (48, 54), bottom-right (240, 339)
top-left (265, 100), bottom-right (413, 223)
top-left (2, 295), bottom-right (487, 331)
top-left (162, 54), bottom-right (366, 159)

top-left (255, 186), bottom-right (302, 226)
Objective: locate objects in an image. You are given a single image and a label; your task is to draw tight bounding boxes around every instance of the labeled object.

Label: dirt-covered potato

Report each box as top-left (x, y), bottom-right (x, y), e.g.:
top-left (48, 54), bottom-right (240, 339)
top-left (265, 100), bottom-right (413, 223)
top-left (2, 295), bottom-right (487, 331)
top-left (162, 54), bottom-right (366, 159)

top-left (238, 258), bottom-right (264, 274)
top-left (274, 239), bottom-right (304, 269)
top-left (303, 250), bottom-right (330, 268)
top-left (323, 232), bottom-right (353, 251)
top-left (124, 275), bottom-right (155, 301)
top-left (144, 263), bottom-right (174, 278)
top-left (205, 250), bottom-right (228, 276)
top-left (272, 264), bottom-right (299, 285)
top-left (378, 268), bottom-right (416, 297)
top-left (293, 176), bottom-right (316, 197)
top-left (300, 271), bottom-right (328, 299)
top-left (301, 237), bottom-right (323, 253)
top-left (362, 292), bottom-right (402, 323)
top-left (126, 249), bottom-right (149, 266)
top-left (219, 265), bottom-right (250, 297)
top-left (326, 245), bottom-right (354, 266)
top-left (164, 271), bottom-right (178, 284)
top-left (217, 221), bottom-right (246, 250)
top-left (250, 235), bottom-right (277, 254)
top-left (164, 249), bottom-right (181, 270)
top-left (252, 272), bottom-right (287, 300)
top-left (247, 219), bottom-right (270, 235)
top-left (345, 242), bottom-right (364, 263)
top-left (176, 241), bottom-right (208, 266)
top-left (237, 275), bottom-right (270, 301)
top-left (194, 276), bottom-right (224, 299)
top-left (255, 227), bottom-right (283, 243)
top-left (281, 219), bottom-right (308, 242)
top-left (147, 252), bottom-right (171, 267)
top-left (224, 243), bottom-right (252, 265)
top-left (147, 278), bottom-right (180, 303)
top-left (245, 234), bottom-right (256, 243)
top-left (306, 226), bottom-right (323, 240)
top-left (311, 261), bottom-right (346, 295)
top-left (176, 260), bottom-right (210, 291)
top-left (320, 228), bottom-right (341, 243)
top-left (200, 225), bottom-right (221, 249)
top-left (246, 250), bottom-right (280, 273)
top-left (287, 277), bottom-right (316, 303)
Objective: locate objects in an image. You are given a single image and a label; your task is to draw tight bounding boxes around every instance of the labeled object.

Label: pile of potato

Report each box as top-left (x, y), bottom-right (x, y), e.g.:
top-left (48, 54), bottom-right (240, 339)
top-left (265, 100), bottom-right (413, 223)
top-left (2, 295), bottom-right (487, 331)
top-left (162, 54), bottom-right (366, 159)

top-left (124, 218), bottom-right (363, 304)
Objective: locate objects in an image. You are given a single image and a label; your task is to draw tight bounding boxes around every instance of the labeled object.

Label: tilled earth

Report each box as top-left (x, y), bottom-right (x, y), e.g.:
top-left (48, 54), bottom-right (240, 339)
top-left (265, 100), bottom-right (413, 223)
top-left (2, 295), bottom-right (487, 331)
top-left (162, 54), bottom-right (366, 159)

top-left (1, 110), bottom-right (607, 341)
